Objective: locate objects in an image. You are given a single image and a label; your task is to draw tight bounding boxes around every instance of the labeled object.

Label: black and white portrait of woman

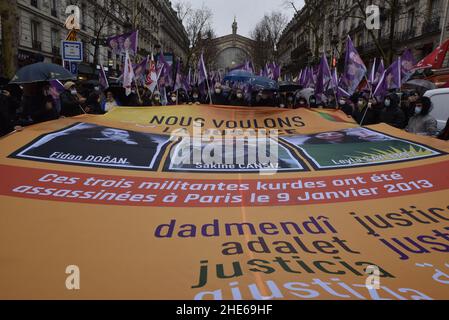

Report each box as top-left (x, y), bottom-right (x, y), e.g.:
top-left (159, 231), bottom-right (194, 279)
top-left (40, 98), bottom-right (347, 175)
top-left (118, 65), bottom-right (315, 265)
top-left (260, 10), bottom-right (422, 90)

top-left (11, 123), bottom-right (171, 170)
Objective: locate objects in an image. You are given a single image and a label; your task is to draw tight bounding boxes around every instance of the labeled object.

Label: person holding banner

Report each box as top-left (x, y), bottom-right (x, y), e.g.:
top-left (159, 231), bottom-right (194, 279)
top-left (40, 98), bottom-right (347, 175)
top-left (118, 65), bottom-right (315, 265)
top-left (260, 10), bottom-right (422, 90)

top-left (406, 97), bottom-right (438, 136)
top-left (60, 82), bottom-right (86, 117)
top-left (101, 91), bottom-right (120, 113)
top-left (379, 93), bottom-right (406, 129)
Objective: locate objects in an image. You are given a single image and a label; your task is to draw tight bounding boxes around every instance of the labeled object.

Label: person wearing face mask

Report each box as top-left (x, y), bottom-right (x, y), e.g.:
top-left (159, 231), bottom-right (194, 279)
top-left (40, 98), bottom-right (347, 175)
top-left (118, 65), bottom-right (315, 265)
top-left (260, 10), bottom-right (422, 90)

top-left (253, 90), bottom-right (275, 107)
top-left (280, 93), bottom-right (295, 109)
top-left (168, 91), bottom-right (178, 105)
top-left (309, 95), bottom-right (318, 108)
top-left (86, 86), bottom-right (103, 114)
top-left (406, 97), bottom-right (438, 136)
top-left (353, 96), bottom-right (381, 125)
top-left (189, 88), bottom-right (202, 105)
top-left (60, 82), bottom-right (86, 117)
top-left (211, 83), bottom-right (227, 105)
top-left (337, 96), bottom-right (353, 116)
top-left (229, 88), bottom-right (247, 106)
top-left (379, 93), bottom-right (406, 129)
top-left (402, 91), bottom-right (420, 123)
top-left (151, 91), bottom-right (162, 106)
top-left (294, 96), bottom-right (308, 109)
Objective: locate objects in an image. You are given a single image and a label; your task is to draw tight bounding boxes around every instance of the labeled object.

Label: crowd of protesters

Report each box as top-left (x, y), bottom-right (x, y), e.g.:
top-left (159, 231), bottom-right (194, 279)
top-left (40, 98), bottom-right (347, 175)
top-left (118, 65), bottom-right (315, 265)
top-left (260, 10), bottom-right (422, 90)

top-left (1, 76), bottom-right (449, 141)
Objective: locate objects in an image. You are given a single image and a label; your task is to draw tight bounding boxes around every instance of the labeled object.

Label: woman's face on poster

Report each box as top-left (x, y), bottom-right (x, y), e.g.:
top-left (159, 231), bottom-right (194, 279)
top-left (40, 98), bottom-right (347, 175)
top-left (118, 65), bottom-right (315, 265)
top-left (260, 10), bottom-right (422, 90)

top-left (315, 132), bottom-right (345, 141)
top-left (102, 128), bottom-right (130, 140)
top-left (124, 37), bottom-right (132, 50)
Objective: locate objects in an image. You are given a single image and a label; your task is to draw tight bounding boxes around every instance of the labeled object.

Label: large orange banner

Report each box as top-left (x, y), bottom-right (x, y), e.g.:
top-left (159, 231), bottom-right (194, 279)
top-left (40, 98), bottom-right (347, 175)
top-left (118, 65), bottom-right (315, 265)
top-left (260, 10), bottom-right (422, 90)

top-left (1, 106), bottom-right (449, 300)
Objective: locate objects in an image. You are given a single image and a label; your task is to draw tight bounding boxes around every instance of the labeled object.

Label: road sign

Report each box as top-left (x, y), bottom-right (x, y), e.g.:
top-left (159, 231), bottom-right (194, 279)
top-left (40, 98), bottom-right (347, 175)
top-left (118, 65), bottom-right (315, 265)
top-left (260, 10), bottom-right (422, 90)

top-left (64, 61), bottom-right (78, 76)
top-left (66, 29), bottom-right (78, 41)
top-left (62, 40), bottom-right (83, 62)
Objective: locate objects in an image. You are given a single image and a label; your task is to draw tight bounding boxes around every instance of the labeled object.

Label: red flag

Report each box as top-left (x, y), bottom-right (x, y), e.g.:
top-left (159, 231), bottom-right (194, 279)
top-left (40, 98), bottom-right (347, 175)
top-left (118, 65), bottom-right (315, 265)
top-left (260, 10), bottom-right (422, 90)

top-left (413, 39), bottom-right (449, 70)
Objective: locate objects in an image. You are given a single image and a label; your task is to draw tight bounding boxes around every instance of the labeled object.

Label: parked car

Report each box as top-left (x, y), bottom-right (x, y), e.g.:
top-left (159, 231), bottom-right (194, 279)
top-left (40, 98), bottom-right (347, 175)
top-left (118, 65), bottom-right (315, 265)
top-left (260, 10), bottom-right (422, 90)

top-left (424, 88), bottom-right (449, 131)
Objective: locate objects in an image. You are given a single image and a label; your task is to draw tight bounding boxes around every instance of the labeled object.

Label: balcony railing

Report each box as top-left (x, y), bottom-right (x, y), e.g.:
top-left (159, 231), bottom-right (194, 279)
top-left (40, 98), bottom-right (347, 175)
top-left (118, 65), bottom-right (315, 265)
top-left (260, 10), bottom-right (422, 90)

top-left (32, 40), bottom-right (42, 51)
top-left (291, 42), bottom-right (311, 60)
top-left (422, 16), bottom-right (441, 34)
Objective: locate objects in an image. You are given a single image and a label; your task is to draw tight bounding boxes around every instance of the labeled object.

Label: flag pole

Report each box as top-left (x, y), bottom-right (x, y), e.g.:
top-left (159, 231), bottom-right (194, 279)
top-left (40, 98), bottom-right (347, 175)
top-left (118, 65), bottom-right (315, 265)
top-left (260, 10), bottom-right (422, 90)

top-left (359, 75), bottom-right (373, 127)
top-left (206, 75), bottom-right (213, 105)
top-left (440, 0), bottom-right (449, 46)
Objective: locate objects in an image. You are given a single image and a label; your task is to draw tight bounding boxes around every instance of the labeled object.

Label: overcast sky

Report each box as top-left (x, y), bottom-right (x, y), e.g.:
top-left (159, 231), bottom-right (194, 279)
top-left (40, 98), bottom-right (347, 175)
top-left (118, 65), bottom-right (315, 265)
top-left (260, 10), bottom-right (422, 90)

top-left (186, 0), bottom-right (304, 38)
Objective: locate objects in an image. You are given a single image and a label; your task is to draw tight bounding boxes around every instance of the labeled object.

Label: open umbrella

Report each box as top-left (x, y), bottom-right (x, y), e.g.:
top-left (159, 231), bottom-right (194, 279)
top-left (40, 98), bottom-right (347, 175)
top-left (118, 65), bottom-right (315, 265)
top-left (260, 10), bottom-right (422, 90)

top-left (223, 70), bottom-right (254, 82)
top-left (278, 81), bottom-right (302, 92)
top-left (9, 62), bottom-right (76, 84)
top-left (249, 76), bottom-right (279, 91)
top-left (404, 79), bottom-right (437, 92)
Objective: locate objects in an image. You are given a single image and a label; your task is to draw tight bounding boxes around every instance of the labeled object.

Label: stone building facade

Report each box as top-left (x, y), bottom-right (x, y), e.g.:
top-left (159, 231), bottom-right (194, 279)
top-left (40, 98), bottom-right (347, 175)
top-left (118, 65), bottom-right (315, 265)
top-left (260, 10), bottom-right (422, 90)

top-left (0, 0), bottom-right (189, 77)
top-left (278, 0), bottom-right (449, 75)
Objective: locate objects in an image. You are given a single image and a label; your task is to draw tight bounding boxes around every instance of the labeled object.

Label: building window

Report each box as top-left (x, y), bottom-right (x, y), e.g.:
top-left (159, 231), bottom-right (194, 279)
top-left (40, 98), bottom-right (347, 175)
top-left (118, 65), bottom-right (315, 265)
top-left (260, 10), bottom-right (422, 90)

top-left (31, 0), bottom-right (38, 8)
top-left (51, 0), bottom-right (58, 17)
top-left (51, 29), bottom-right (60, 55)
top-left (31, 20), bottom-right (41, 51)
top-left (81, 4), bottom-right (86, 31)
top-left (407, 9), bottom-right (415, 31)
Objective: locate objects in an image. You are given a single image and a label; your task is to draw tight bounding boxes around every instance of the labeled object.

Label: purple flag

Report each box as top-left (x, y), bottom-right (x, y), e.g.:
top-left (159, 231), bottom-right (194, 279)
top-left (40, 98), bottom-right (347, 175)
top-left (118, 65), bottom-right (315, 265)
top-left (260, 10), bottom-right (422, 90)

top-left (99, 65), bottom-right (109, 90)
top-left (315, 54), bottom-right (333, 102)
top-left (373, 59), bottom-right (385, 88)
top-left (340, 36), bottom-right (367, 95)
top-left (158, 50), bottom-right (173, 88)
top-left (133, 57), bottom-right (148, 85)
top-left (385, 58), bottom-right (402, 90)
top-left (197, 52), bottom-right (208, 85)
top-left (373, 70), bottom-right (388, 101)
top-left (174, 60), bottom-right (183, 92)
top-left (304, 66), bottom-right (314, 88)
top-left (107, 31), bottom-right (138, 56)
top-left (401, 49), bottom-right (416, 83)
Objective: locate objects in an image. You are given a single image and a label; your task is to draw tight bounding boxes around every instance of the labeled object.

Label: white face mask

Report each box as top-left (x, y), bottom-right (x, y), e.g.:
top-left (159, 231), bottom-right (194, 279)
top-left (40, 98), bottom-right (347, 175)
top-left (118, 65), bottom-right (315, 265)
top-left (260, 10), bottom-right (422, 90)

top-left (384, 99), bottom-right (391, 107)
top-left (358, 101), bottom-right (364, 107)
top-left (339, 99), bottom-right (345, 105)
top-left (154, 96), bottom-right (160, 101)
top-left (215, 89), bottom-right (221, 94)
top-left (415, 106), bottom-right (422, 115)
top-left (171, 97), bottom-right (177, 102)
top-left (70, 89), bottom-right (77, 95)
top-left (236, 93), bottom-right (243, 99)
top-left (193, 94), bottom-right (198, 99)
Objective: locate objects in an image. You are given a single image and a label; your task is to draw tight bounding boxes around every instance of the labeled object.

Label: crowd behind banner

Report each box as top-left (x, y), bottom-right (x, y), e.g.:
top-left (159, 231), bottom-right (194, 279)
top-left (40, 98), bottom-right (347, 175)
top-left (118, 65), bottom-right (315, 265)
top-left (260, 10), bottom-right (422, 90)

top-left (1, 35), bottom-right (449, 141)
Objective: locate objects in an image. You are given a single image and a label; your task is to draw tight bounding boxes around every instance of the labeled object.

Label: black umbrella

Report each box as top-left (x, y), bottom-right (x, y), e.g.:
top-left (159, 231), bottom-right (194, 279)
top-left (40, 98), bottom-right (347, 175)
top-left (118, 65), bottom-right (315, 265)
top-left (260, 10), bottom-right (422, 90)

top-left (9, 62), bottom-right (76, 84)
top-left (278, 81), bottom-right (302, 92)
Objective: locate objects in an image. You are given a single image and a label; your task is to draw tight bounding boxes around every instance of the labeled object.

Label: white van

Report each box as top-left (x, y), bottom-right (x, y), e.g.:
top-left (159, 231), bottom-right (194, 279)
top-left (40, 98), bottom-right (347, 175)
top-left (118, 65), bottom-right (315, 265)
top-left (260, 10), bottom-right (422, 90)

top-left (424, 88), bottom-right (449, 131)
